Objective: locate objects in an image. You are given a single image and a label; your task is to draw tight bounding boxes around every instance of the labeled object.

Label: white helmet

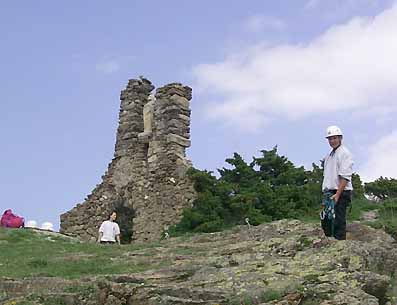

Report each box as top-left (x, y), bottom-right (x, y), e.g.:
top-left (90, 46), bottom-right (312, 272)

top-left (25, 220), bottom-right (38, 228)
top-left (326, 125), bottom-right (343, 138)
top-left (40, 222), bottom-right (54, 231)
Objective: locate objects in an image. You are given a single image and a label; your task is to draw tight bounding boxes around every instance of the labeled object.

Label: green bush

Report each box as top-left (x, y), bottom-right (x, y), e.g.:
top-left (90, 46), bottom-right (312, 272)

top-left (365, 177), bottom-right (397, 200)
top-left (171, 146), bottom-right (394, 236)
top-left (377, 199), bottom-right (397, 237)
top-left (171, 148), bottom-right (333, 235)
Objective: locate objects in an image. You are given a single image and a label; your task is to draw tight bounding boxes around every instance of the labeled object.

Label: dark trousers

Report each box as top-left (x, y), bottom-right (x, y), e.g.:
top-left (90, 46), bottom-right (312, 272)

top-left (321, 190), bottom-right (351, 240)
top-left (100, 241), bottom-right (116, 244)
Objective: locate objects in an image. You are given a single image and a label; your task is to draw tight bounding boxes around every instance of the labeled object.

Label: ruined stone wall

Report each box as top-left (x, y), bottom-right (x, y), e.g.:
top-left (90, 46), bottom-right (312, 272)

top-left (60, 78), bottom-right (196, 242)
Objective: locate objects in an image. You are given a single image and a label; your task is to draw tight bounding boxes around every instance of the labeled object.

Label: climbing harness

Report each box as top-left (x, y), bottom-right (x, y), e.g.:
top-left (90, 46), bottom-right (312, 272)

top-left (320, 191), bottom-right (336, 236)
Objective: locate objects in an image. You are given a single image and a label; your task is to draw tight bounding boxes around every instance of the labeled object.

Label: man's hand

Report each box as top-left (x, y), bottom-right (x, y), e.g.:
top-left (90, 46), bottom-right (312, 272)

top-left (331, 193), bottom-right (340, 204)
top-left (331, 177), bottom-right (348, 204)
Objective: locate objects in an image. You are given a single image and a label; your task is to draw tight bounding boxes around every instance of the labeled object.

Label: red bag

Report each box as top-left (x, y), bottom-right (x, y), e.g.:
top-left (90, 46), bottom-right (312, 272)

top-left (0, 209), bottom-right (24, 228)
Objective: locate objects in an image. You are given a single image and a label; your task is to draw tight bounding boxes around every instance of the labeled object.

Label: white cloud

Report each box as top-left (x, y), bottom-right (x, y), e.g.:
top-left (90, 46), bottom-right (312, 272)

top-left (95, 59), bottom-right (121, 74)
top-left (193, 4), bottom-right (397, 129)
top-left (359, 130), bottom-right (397, 182)
top-left (244, 15), bottom-right (286, 32)
top-left (305, 0), bottom-right (380, 11)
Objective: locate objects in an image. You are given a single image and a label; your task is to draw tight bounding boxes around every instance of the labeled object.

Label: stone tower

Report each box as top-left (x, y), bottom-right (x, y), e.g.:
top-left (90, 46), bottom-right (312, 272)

top-left (60, 78), bottom-right (196, 242)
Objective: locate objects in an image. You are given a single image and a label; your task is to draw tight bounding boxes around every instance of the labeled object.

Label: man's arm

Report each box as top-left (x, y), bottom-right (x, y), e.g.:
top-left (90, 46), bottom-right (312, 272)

top-left (331, 177), bottom-right (348, 204)
top-left (332, 149), bottom-right (353, 203)
top-left (114, 223), bottom-right (121, 245)
top-left (98, 232), bottom-right (103, 243)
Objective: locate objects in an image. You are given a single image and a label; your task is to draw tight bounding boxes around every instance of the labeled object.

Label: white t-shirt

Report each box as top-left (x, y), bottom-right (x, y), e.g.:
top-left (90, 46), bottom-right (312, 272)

top-left (99, 220), bottom-right (120, 242)
top-left (322, 144), bottom-right (353, 191)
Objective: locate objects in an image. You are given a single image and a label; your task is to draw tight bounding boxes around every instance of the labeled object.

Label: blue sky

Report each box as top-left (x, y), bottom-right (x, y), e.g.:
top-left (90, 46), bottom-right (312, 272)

top-left (1, 0), bottom-right (397, 230)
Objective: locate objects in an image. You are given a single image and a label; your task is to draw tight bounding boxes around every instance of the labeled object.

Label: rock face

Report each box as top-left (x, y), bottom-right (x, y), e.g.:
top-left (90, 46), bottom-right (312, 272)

top-left (2, 221), bottom-right (397, 305)
top-left (60, 78), bottom-right (196, 242)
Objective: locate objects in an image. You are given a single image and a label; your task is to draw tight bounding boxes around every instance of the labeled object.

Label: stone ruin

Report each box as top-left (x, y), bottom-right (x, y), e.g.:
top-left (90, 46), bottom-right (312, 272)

top-left (60, 78), bottom-right (196, 243)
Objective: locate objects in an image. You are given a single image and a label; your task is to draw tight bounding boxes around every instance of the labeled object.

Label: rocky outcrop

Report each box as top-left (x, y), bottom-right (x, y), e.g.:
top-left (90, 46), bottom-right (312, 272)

top-left (60, 78), bottom-right (196, 243)
top-left (2, 220), bottom-right (397, 305)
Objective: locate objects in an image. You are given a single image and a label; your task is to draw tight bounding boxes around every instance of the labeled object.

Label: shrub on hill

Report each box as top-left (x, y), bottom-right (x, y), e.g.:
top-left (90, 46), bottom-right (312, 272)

top-left (364, 177), bottom-right (397, 200)
top-left (170, 147), bottom-right (372, 235)
top-left (171, 147), bottom-right (332, 234)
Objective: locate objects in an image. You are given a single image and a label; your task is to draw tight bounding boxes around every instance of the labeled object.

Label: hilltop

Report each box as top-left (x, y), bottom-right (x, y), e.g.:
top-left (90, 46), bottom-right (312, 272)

top-left (1, 219), bottom-right (397, 305)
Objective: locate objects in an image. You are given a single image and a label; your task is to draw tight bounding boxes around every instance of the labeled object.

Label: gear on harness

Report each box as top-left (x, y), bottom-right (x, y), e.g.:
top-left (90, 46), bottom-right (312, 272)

top-left (320, 192), bottom-right (336, 236)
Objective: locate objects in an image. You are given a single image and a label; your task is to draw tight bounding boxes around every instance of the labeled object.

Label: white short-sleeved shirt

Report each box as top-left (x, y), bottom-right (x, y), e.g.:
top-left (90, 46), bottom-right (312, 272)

top-left (99, 220), bottom-right (120, 242)
top-left (322, 144), bottom-right (353, 191)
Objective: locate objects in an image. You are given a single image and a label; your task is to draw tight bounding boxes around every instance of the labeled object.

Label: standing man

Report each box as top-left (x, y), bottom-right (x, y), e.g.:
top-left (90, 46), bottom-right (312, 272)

top-left (98, 211), bottom-right (121, 245)
top-left (321, 126), bottom-right (353, 240)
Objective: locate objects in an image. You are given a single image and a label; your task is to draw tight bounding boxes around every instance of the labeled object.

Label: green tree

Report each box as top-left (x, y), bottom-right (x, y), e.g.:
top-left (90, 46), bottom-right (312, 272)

top-left (171, 148), bottom-right (324, 235)
top-left (352, 173), bottom-right (365, 199)
top-left (218, 153), bottom-right (259, 189)
top-left (218, 153), bottom-right (266, 224)
top-left (303, 163), bottom-right (323, 206)
top-left (253, 147), bottom-right (317, 217)
top-left (364, 177), bottom-right (397, 200)
top-left (253, 147), bottom-right (306, 187)
top-left (171, 169), bottom-right (227, 233)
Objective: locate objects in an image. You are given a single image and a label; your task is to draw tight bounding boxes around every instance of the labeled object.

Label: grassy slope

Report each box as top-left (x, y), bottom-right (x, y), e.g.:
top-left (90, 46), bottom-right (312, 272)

top-left (1, 198), bottom-right (396, 279)
top-left (0, 229), bottom-right (167, 279)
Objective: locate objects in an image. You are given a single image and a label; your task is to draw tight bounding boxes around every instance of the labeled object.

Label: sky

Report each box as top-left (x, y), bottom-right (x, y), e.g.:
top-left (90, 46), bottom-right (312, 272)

top-left (1, 0), bottom-right (397, 230)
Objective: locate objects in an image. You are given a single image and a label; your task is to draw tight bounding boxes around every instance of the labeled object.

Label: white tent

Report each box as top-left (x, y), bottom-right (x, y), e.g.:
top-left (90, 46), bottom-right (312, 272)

top-left (40, 222), bottom-right (54, 231)
top-left (25, 220), bottom-right (37, 228)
